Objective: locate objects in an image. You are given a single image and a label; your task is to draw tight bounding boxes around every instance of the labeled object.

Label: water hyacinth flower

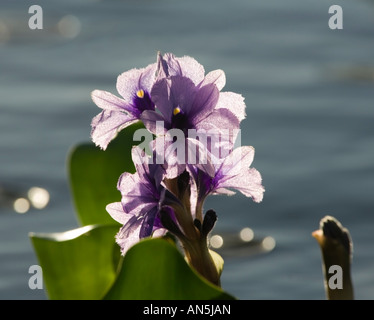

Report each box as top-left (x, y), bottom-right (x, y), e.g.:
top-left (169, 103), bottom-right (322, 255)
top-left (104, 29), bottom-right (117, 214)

top-left (141, 75), bottom-right (240, 138)
top-left (92, 52), bottom-right (265, 286)
top-left (91, 63), bottom-right (157, 150)
top-left (91, 52), bottom-right (246, 151)
top-left (91, 52), bottom-right (228, 150)
top-left (106, 146), bottom-right (198, 256)
top-left (139, 53), bottom-right (247, 178)
top-left (105, 146), bottom-right (195, 256)
top-left (140, 74), bottom-right (241, 178)
top-left (188, 146), bottom-right (264, 222)
top-left (156, 52), bottom-right (247, 125)
top-left (105, 147), bottom-right (167, 255)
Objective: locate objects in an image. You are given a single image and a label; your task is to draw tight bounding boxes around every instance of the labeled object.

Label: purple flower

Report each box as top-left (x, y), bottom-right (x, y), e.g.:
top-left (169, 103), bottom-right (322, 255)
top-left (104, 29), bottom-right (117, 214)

top-left (141, 53), bottom-right (243, 135)
top-left (91, 52), bottom-right (217, 150)
top-left (106, 147), bottom-right (169, 255)
top-left (156, 52), bottom-right (206, 86)
top-left (139, 75), bottom-right (241, 177)
top-left (91, 63), bottom-right (158, 150)
top-left (98, 53), bottom-right (264, 264)
top-left (152, 52), bottom-right (247, 128)
top-left (141, 76), bottom-right (238, 133)
top-left (188, 146), bottom-right (264, 220)
top-left (137, 53), bottom-right (247, 178)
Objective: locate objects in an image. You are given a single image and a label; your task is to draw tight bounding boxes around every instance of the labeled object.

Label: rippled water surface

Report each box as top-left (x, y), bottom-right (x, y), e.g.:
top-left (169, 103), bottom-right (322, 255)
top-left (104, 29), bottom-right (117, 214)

top-left (1, 0), bottom-right (374, 299)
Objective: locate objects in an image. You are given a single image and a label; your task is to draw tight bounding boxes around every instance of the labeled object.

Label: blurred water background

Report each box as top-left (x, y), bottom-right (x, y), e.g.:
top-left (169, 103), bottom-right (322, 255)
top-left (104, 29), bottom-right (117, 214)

top-left (1, 0), bottom-right (374, 300)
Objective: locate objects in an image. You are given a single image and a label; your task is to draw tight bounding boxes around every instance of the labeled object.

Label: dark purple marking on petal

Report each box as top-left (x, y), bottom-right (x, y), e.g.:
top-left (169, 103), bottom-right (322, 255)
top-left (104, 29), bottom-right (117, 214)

top-left (117, 215), bottom-right (142, 240)
top-left (131, 90), bottom-right (155, 117)
top-left (139, 206), bottom-right (158, 238)
top-left (171, 108), bottom-right (194, 133)
top-left (151, 76), bottom-right (197, 124)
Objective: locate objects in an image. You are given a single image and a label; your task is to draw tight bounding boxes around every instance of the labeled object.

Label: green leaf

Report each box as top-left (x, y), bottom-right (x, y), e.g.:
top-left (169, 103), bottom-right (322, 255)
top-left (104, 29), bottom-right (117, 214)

top-left (29, 224), bottom-right (121, 300)
top-left (67, 122), bottom-right (144, 226)
top-left (104, 238), bottom-right (235, 300)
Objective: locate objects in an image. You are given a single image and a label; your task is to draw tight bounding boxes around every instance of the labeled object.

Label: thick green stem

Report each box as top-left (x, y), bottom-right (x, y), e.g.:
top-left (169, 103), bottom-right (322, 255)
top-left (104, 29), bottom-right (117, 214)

top-left (163, 172), bottom-right (220, 287)
top-left (182, 235), bottom-right (220, 287)
top-left (195, 200), bottom-right (204, 223)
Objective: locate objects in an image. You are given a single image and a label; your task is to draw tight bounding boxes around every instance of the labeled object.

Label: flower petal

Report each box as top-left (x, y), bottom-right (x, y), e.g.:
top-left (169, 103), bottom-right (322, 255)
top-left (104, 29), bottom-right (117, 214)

top-left (199, 69), bottom-right (226, 91)
top-left (115, 215), bottom-right (143, 255)
top-left (139, 206), bottom-right (158, 238)
top-left (91, 90), bottom-right (136, 114)
top-left (216, 92), bottom-right (246, 122)
top-left (195, 107), bottom-right (240, 133)
top-left (152, 228), bottom-right (168, 238)
top-left (162, 143), bottom-right (187, 179)
top-left (159, 53), bottom-right (205, 85)
top-left (106, 202), bottom-right (131, 225)
top-left (213, 187), bottom-right (236, 196)
top-left (190, 84), bottom-right (219, 125)
top-left (130, 146), bottom-right (150, 178)
top-left (150, 78), bottom-right (173, 121)
top-left (219, 146), bottom-right (255, 177)
top-left (117, 172), bottom-right (157, 214)
top-left (176, 55), bottom-right (205, 85)
top-left (116, 63), bottom-right (157, 103)
top-left (151, 76), bottom-right (197, 121)
top-left (114, 201), bottom-right (162, 256)
top-left (217, 167), bottom-right (264, 202)
top-left (213, 146), bottom-right (264, 202)
top-left (90, 110), bottom-right (138, 150)
top-left (140, 110), bottom-right (169, 134)
top-left (186, 138), bottom-right (216, 177)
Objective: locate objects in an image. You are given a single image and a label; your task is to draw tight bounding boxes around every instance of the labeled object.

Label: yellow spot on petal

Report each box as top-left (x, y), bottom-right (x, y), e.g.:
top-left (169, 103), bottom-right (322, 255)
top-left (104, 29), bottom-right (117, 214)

top-left (136, 89), bottom-right (144, 98)
top-left (173, 107), bottom-right (181, 116)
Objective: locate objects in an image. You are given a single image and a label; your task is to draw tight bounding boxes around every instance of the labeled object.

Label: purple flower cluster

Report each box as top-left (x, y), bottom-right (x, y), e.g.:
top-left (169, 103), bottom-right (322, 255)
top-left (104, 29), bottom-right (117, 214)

top-left (91, 52), bottom-right (264, 257)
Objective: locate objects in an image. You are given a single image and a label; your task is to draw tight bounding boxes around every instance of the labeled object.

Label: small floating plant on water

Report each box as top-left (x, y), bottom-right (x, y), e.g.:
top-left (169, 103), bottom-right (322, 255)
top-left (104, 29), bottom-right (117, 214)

top-left (29, 52), bottom-right (354, 300)
top-left (90, 52), bottom-right (265, 287)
